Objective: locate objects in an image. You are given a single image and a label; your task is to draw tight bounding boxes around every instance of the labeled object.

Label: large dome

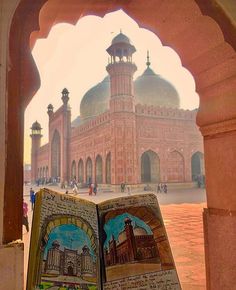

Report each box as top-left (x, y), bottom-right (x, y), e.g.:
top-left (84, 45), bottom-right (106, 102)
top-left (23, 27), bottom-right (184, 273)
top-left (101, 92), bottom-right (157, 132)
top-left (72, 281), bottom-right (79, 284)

top-left (80, 76), bottom-right (110, 121)
top-left (134, 66), bottom-right (180, 108)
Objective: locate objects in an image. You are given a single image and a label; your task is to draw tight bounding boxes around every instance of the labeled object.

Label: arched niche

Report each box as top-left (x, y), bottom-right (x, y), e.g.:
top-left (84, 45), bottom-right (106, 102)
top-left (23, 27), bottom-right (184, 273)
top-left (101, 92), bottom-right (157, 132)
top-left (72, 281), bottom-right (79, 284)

top-left (191, 151), bottom-right (205, 181)
top-left (86, 157), bottom-right (93, 183)
top-left (71, 160), bottom-right (76, 180)
top-left (78, 159), bottom-right (84, 183)
top-left (95, 155), bottom-right (103, 184)
top-left (141, 150), bottom-right (160, 183)
top-left (106, 153), bottom-right (111, 184)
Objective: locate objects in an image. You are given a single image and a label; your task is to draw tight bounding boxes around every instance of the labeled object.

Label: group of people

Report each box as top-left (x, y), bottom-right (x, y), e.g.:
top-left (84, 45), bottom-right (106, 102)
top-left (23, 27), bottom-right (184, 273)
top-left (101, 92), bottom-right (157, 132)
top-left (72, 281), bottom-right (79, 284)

top-left (157, 183), bottom-right (168, 194)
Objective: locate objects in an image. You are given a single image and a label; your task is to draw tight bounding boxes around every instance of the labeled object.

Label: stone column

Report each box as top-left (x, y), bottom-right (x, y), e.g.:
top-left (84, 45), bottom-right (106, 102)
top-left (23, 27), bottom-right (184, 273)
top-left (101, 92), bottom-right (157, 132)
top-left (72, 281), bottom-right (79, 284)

top-left (199, 120), bottom-right (236, 290)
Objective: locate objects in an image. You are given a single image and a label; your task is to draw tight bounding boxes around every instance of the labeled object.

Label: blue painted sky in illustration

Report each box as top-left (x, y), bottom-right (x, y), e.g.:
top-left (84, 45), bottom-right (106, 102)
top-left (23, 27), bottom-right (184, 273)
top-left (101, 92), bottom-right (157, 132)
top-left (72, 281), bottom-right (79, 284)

top-left (103, 213), bottom-right (152, 249)
top-left (44, 224), bottom-right (95, 260)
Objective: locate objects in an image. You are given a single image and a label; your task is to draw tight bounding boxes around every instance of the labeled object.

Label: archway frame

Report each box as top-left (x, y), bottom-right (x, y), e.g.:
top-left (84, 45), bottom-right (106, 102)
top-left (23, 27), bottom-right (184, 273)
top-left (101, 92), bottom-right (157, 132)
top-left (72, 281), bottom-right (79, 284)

top-left (2, 1), bottom-right (236, 289)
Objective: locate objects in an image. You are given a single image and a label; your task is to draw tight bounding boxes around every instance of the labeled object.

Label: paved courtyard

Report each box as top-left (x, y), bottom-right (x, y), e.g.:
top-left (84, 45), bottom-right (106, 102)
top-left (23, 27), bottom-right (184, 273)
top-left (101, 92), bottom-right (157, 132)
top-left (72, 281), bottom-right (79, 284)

top-left (23, 186), bottom-right (206, 289)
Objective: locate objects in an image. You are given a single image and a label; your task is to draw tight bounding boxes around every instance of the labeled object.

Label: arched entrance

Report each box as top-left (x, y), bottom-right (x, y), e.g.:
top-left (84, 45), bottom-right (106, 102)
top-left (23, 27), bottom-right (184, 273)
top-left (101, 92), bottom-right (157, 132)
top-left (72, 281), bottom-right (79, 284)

top-left (141, 150), bottom-right (160, 183)
top-left (167, 151), bottom-right (185, 182)
top-left (191, 152), bottom-right (204, 181)
top-left (51, 130), bottom-right (61, 179)
top-left (78, 159), bottom-right (84, 183)
top-left (106, 153), bottom-right (111, 184)
top-left (67, 264), bottom-right (74, 276)
top-left (86, 157), bottom-right (92, 183)
top-left (71, 160), bottom-right (76, 180)
top-left (95, 155), bottom-right (102, 183)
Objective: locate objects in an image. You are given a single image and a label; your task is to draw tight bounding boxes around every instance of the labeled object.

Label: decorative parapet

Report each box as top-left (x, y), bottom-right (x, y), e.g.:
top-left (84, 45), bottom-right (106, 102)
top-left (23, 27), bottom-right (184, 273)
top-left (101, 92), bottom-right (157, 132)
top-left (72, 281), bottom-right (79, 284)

top-left (135, 104), bottom-right (197, 120)
top-left (71, 111), bottom-right (110, 137)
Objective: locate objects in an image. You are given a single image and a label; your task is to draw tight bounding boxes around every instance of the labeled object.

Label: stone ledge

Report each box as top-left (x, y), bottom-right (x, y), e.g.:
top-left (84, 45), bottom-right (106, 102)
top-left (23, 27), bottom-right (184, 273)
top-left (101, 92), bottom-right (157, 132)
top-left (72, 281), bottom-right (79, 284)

top-left (200, 118), bottom-right (236, 137)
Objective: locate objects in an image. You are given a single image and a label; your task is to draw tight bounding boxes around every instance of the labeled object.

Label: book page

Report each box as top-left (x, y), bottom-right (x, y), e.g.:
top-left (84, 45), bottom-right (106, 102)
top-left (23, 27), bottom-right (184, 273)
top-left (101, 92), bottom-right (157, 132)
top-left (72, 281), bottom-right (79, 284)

top-left (27, 188), bottom-right (101, 290)
top-left (98, 194), bottom-right (181, 290)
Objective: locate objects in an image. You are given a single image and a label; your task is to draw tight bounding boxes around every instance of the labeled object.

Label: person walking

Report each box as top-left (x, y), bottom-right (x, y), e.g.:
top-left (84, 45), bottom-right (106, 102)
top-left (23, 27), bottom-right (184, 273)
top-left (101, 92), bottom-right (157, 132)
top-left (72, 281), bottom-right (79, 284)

top-left (23, 199), bottom-right (29, 232)
top-left (164, 183), bottom-right (168, 194)
top-left (89, 183), bottom-right (93, 196)
top-left (30, 188), bottom-right (35, 210)
top-left (157, 183), bottom-right (161, 193)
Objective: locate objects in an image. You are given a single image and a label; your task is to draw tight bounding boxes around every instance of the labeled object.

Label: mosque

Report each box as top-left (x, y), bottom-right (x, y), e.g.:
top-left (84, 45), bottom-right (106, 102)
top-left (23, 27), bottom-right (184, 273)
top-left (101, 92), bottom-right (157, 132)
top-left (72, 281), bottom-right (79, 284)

top-left (30, 32), bottom-right (204, 186)
top-left (104, 217), bottom-right (159, 266)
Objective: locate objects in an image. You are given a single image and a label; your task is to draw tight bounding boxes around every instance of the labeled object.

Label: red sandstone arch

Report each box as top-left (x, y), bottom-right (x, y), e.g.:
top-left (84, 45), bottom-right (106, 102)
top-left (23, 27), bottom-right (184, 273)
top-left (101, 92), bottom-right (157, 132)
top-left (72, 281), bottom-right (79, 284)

top-left (6, 0), bottom-right (236, 241)
top-left (4, 1), bottom-right (236, 289)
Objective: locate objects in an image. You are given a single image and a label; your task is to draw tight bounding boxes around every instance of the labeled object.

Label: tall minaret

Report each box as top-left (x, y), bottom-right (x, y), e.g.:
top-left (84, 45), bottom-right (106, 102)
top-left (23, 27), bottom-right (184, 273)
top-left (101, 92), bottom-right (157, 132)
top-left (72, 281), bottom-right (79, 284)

top-left (106, 31), bottom-right (137, 112)
top-left (30, 121), bottom-right (42, 182)
top-left (106, 32), bottom-right (138, 185)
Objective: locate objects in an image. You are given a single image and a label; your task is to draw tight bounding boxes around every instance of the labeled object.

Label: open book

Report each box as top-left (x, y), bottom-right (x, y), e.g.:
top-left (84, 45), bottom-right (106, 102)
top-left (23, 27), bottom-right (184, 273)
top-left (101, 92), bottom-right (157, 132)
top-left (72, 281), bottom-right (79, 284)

top-left (27, 188), bottom-right (181, 290)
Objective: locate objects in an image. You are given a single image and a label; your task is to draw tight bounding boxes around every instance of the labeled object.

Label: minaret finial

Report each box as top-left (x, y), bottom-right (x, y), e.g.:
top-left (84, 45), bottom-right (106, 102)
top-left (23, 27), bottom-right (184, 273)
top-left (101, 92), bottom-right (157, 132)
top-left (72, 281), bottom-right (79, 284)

top-left (120, 28), bottom-right (122, 34)
top-left (146, 50), bottom-right (151, 67)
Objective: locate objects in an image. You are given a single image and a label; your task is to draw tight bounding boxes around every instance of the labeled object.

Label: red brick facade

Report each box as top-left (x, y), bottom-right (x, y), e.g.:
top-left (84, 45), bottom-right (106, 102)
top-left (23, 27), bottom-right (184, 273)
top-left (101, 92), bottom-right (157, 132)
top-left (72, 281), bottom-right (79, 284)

top-left (31, 33), bottom-right (203, 185)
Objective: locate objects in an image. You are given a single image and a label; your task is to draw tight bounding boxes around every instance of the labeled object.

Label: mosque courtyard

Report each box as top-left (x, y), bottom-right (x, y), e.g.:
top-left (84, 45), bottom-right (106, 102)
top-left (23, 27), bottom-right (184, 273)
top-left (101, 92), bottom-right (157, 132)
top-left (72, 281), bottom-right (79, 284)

top-left (23, 186), bottom-right (206, 290)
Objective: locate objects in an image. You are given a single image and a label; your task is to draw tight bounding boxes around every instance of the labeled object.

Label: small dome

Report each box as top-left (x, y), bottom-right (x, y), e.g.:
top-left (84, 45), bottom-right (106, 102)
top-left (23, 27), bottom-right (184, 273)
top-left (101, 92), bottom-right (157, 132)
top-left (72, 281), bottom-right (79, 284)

top-left (134, 67), bottom-right (180, 108)
top-left (31, 121), bottom-right (41, 130)
top-left (62, 88), bottom-right (69, 94)
top-left (80, 76), bottom-right (110, 121)
top-left (112, 32), bottom-right (130, 45)
top-left (133, 226), bottom-right (148, 236)
top-left (52, 240), bottom-right (60, 248)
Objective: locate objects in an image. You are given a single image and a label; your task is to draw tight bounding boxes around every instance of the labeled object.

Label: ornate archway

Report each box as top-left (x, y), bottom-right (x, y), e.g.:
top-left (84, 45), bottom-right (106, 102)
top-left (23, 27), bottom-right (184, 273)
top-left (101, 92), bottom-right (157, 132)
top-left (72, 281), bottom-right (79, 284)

top-left (191, 151), bottom-right (204, 181)
top-left (2, 1), bottom-right (236, 289)
top-left (141, 150), bottom-right (160, 183)
top-left (51, 130), bottom-right (61, 179)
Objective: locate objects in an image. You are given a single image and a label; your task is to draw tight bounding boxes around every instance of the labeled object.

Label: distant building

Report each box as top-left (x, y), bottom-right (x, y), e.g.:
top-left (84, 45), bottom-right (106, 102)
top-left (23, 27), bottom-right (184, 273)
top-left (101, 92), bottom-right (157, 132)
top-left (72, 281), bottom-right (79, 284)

top-left (23, 164), bottom-right (31, 184)
top-left (44, 240), bottom-right (96, 277)
top-left (104, 217), bottom-right (159, 266)
top-left (30, 32), bottom-right (204, 186)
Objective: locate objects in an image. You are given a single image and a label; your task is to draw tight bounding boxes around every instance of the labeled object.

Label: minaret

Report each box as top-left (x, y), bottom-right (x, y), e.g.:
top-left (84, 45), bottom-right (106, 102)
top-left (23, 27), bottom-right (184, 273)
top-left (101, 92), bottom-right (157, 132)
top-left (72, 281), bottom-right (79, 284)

top-left (30, 121), bottom-right (42, 182)
top-left (124, 217), bottom-right (137, 261)
top-left (61, 88), bottom-right (71, 183)
top-left (106, 32), bottom-right (138, 185)
top-left (106, 31), bottom-right (137, 112)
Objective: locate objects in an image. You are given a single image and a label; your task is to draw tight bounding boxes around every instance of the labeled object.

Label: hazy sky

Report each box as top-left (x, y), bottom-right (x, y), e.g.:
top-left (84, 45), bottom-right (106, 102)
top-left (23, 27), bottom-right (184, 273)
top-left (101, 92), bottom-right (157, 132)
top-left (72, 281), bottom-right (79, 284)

top-left (24, 10), bottom-right (199, 164)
